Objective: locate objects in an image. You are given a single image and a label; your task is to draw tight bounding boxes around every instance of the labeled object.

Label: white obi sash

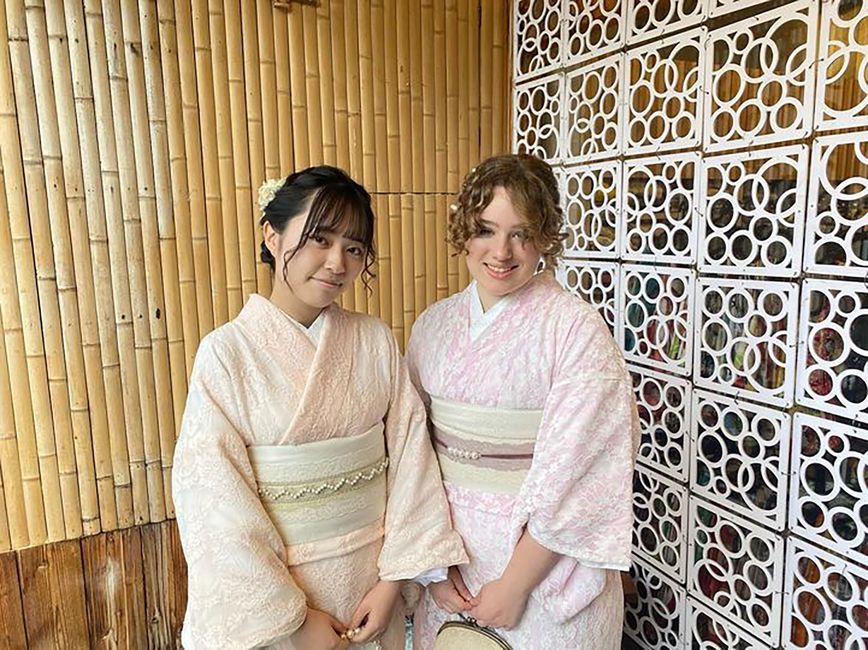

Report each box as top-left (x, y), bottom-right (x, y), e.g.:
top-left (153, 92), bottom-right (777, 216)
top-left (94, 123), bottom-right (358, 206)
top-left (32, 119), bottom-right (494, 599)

top-left (429, 396), bottom-right (542, 495)
top-left (248, 423), bottom-right (388, 564)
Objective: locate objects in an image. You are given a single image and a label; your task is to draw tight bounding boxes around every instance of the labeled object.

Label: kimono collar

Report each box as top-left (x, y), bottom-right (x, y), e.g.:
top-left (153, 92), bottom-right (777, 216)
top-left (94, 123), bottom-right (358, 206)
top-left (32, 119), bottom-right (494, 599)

top-left (468, 281), bottom-right (513, 342)
top-left (467, 272), bottom-right (557, 342)
top-left (238, 294), bottom-right (333, 348)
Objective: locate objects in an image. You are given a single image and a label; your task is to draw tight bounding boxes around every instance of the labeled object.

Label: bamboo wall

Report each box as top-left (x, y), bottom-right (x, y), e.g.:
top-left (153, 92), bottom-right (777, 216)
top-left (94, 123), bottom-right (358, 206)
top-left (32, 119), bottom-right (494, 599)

top-left (0, 0), bottom-right (511, 552)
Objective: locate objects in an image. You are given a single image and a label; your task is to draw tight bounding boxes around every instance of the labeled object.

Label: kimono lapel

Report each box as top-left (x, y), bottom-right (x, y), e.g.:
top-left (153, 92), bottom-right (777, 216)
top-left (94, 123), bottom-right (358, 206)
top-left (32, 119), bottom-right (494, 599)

top-left (279, 305), bottom-right (358, 444)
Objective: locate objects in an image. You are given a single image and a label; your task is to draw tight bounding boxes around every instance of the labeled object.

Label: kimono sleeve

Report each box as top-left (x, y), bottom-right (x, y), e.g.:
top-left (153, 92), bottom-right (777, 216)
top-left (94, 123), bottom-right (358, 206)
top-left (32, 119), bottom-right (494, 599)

top-left (512, 309), bottom-right (639, 571)
top-left (376, 326), bottom-right (468, 580)
top-left (172, 336), bottom-right (307, 649)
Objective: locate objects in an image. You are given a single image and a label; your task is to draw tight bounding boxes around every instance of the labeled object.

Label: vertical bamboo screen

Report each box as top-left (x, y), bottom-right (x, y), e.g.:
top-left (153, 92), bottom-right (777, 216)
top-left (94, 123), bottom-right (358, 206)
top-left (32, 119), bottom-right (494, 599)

top-left (0, 0), bottom-right (511, 551)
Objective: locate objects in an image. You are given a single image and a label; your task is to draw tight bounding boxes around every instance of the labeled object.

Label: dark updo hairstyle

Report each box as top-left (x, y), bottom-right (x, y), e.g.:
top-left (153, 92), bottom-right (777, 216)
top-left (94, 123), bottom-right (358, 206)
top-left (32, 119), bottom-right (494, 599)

top-left (448, 154), bottom-right (565, 268)
top-left (259, 165), bottom-right (376, 289)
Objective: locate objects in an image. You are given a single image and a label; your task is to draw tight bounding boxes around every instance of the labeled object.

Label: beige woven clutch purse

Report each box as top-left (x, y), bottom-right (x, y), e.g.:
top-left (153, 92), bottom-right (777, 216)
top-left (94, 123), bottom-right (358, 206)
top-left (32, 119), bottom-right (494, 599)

top-left (433, 616), bottom-right (512, 650)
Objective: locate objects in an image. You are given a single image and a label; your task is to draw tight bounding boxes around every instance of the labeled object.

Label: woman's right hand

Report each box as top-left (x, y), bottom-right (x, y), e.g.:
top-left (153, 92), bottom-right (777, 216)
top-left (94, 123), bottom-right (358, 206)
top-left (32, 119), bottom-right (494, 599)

top-left (289, 608), bottom-right (349, 650)
top-left (429, 566), bottom-right (477, 614)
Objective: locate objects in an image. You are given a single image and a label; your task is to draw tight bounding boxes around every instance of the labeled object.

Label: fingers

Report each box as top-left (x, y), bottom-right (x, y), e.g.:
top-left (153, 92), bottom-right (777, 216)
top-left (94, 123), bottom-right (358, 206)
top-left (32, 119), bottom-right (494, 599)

top-left (432, 583), bottom-right (472, 614)
top-left (344, 613), bottom-right (383, 644)
top-left (451, 571), bottom-right (478, 606)
top-left (349, 602), bottom-right (371, 630)
top-left (322, 611), bottom-right (347, 637)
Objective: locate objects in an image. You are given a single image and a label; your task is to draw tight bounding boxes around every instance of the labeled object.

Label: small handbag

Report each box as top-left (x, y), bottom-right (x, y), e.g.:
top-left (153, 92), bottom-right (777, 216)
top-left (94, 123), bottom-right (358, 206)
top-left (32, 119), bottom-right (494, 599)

top-left (433, 615), bottom-right (512, 650)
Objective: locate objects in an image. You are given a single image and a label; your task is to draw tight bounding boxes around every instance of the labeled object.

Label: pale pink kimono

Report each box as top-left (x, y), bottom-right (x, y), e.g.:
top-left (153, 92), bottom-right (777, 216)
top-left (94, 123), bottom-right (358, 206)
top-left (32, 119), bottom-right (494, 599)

top-left (407, 273), bottom-right (639, 649)
top-left (173, 295), bottom-right (466, 649)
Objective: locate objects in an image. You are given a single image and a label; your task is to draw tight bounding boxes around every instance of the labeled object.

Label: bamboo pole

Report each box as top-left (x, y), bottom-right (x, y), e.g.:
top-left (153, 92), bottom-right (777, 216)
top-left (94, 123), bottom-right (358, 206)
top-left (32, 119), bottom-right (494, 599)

top-left (330, 0), bottom-right (351, 173)
top-left (384, 0), bottom-right (400, 193)
top-left (155, 0), bottom-right (201, 383)
top-left (93, 0), bottom-right (154, 526)
top-left (370, 2), bottom-right (392, 326)
top-left (240, 0), bottom-right (270, 296)
top-left (61, 0), bottom-right (120, 532)
top-left (173, 0), bottom-right (215, 337)
top-left (359, 0), bottom-right (376, 187)
top-left (345, 0), bottom-right (363, 182)
top-left (256, 0), bottom-right (280, 180)
top-left (409, 0), bottom-right (424, 193)
top-left (401, 195), bottom-right (415, 348)
top-left (356, 0), bottom-right (375, 315)
top-left (491, 0), bottom-right (505, 156)
top-left (273, 4), bottom-right (292, 173)
top-left (467, 0), bottom-right (480, 170)
top-left (103, 0), bottom-right (164, 524)
top-left (207, 0), bottom-right (243, 321)
top-left (436, 194), bottom-right (449, 299)
top-left (138, 0), bottom-right (187, 517)
top-left (81, 0), bottom-right (135, 528)
top-left (457, 0), bottom-right (469, 182)
top-left (22, 0), bottom-right (87, 540)
top-left (191, 0), bottom-right (229, 327)
top-left (118, 0), bottom-right (170, 524)
top-left (446, 0), bottom-right (460, 293)
top-left (288, 2), bottom-right (310, 170)
top-left (374, 194), bottom-right (392, 333)
top-left (420, 0), bottom-right (436, 305)
top-left (413, 193), bottom-right (425, 317)
top-left (421, 0), bottom-right (435, 195)
top-left (424, 194), bottom-right (436, 306)
top-left (395, 1), bottom-right (413, 189)
top-left (434, 0), bottom-right (446, 193)
top-left (0, 162), bottom-right (31, 549)
top-left (479, 0), bottom-right (493, 160)
top-left (388, 193), bottom-right (403, 341)
top-left (317, 1), bottom-right (337, 167)
top-left (8, 0), bottom-right (70, 541)
top-left (47, 0), bottom-right (117, 536)
top-left (458, 0), bottom-right (477, 290)
top-left (302, 3), bottom-right (324, 166)
top-left (371, 0), bottom-right (388, 194)
top-left (225, 0), bottom-right (258, 304)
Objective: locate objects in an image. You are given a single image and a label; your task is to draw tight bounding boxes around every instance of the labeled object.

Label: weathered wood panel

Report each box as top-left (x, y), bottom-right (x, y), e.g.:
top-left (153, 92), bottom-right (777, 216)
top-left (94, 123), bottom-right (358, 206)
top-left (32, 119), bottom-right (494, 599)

top-left (0, 520), bottom-right (185, 648)
top-left (81, 527), bottom-right (148, 648)
top-left (0, 551), bottom-right (26, 648)
top-left (18, 540), bottom-right (89, 648)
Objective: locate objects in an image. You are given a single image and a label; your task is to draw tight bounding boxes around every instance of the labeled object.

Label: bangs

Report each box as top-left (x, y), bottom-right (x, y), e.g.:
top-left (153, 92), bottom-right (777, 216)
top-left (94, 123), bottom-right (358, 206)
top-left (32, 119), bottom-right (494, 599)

top-left (303, 184), bottom-right (374, 248)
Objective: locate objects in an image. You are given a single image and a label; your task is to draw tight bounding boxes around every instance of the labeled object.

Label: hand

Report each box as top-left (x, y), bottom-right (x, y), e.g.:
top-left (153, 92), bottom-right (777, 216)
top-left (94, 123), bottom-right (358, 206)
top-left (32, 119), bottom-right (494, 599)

top-left (289, 608), bottom-right (349, 650)
top-left (347, 580), bottom-right (402, 643)
top-left (469, 577), bottom-right (529, 630)
top-left (429, 566), bottom-right (477, 614)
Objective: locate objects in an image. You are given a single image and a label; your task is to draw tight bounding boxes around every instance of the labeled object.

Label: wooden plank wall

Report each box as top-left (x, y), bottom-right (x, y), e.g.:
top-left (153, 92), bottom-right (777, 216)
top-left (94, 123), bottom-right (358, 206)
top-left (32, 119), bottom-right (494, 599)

top-left (0, 520), bottom-right (185, 648)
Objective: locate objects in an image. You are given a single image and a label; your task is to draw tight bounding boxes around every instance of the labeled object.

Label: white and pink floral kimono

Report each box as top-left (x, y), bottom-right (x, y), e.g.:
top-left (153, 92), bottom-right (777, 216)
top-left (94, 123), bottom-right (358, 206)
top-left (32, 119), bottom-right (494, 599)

top-left (173, 295), bottom-right (466, 650)
top-left (407, 272), bottom-right (639, 649)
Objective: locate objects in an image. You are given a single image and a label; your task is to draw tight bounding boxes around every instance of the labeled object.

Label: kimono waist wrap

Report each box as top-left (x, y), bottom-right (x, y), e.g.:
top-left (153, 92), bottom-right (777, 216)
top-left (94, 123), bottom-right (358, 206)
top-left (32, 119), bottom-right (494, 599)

top-left (248, 423), bottom-right (388, 564)
top-left (429, 396), bottom-right (541, 495)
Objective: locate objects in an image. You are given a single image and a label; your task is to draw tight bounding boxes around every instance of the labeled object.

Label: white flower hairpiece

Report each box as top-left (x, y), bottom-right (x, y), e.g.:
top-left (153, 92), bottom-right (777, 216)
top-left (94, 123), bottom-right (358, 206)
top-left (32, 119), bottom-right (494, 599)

top-left (257, 176), bottom-right (286, 216)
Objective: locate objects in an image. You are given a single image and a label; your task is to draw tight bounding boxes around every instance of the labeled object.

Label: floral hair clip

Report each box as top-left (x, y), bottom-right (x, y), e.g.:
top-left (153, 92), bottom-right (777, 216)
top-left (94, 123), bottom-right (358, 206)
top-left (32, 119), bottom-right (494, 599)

top-left (257, 176), bottom-right (286, 217)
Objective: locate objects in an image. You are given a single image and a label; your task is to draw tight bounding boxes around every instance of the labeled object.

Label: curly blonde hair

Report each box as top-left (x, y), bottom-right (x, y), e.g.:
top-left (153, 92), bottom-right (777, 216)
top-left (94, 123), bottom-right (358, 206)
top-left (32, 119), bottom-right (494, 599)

top-left (447, 154), bottom-right (565, 268)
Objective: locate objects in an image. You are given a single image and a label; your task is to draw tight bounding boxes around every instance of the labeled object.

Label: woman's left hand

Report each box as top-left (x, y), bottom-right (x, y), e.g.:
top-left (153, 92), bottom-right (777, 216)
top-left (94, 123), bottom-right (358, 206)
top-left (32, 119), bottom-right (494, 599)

top-left (347, 580), bottom-right (403, 643)
top-left (468, 577), bottom-right (530, 630)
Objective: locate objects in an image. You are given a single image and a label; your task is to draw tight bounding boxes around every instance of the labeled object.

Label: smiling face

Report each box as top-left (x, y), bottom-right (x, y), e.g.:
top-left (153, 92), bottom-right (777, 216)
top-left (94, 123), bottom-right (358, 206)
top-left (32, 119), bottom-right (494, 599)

top-left (464, 186), bottom-right (541, 310)
top-left (264, 209), bottom-right (366, 326)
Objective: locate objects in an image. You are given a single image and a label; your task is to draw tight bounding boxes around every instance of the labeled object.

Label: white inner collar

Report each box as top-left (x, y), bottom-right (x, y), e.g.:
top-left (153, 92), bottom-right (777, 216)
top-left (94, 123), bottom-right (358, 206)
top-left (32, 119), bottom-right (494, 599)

top-left (468, 282), bottom-right (511, 342)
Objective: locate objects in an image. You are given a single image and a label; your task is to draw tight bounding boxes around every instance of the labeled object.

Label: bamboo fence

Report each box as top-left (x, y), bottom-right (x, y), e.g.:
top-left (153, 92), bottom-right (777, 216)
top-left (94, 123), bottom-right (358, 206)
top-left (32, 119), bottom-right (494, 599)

top-left (0, 0), bottom-right (510, 551)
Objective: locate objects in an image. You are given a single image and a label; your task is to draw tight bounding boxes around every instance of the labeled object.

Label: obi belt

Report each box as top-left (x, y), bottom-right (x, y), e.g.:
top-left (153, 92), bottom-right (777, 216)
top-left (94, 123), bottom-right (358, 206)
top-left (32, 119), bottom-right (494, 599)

top-left (429, 396), bottom-right (542, 495)
top-left (248, 423), bottom-right (388, 564)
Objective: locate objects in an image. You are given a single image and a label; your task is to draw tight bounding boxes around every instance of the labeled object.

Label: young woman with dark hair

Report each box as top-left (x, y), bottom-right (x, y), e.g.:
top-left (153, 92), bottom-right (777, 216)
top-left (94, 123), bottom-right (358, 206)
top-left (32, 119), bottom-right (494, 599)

top-left (173, 166), bottom-right (466, 650)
